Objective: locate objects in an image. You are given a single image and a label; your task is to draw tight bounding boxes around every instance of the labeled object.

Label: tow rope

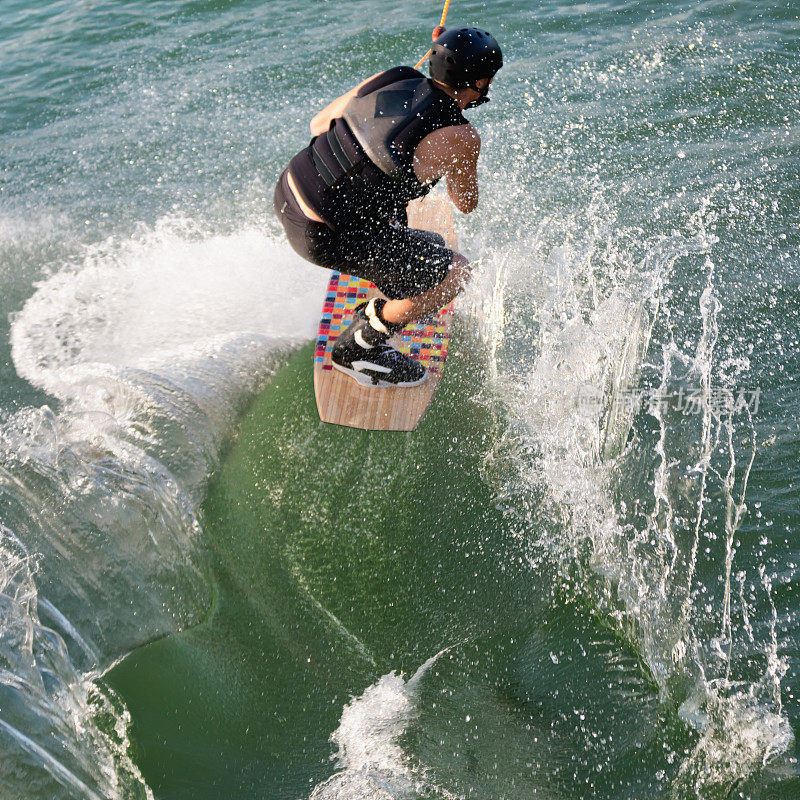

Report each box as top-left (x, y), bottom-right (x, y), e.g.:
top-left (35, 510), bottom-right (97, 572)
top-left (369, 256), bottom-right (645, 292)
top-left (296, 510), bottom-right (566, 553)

top-left (414, 0), bottom-right (452, 70)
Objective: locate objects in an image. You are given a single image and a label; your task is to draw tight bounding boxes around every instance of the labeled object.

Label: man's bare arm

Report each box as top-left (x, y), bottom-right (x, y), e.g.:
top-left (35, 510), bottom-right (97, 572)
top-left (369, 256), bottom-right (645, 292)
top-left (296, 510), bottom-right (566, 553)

top-left (310, 72), bottom-right (382, 136)
top-left (413, 124), bottom-right (481, 213)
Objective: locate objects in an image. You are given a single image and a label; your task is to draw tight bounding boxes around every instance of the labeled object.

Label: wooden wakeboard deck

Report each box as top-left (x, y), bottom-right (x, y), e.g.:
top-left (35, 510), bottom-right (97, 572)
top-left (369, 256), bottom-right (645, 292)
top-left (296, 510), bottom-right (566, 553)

top-left (313, 195), bottom-right (457, 431)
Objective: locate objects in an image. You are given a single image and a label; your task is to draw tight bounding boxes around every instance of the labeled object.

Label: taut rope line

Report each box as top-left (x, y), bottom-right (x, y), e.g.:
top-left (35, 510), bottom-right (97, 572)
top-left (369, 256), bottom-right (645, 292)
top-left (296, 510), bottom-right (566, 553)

top-left (413, 0), bottom-right (452, 70)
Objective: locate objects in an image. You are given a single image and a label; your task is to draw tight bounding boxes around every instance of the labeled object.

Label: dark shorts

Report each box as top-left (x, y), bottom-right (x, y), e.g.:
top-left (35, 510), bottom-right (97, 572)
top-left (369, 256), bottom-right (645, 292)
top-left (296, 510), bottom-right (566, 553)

top-left (273, 170), bottom-right (454, 300)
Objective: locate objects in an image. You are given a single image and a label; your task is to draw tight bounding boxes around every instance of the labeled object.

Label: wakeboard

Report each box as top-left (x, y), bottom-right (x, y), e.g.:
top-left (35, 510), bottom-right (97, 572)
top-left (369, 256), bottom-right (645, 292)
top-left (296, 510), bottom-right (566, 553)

top-left (313, 194), bottom-right (457, 431)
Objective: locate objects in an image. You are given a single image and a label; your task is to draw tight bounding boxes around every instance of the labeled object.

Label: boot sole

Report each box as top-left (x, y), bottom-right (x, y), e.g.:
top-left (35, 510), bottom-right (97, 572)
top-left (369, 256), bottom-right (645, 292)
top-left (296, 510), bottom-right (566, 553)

top-left (332, 360), bottom-right (428, 389)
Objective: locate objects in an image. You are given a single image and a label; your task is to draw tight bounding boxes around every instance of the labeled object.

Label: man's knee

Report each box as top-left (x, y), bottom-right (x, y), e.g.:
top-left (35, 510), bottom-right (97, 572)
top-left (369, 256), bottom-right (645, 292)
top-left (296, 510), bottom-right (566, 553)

top-left (447, 252), bottom-right (471, 288)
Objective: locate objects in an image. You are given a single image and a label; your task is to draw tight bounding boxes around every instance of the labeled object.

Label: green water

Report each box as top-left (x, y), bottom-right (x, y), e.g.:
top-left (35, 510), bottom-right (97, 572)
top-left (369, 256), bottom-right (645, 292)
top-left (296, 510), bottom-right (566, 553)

top-left (110, 343), bottom-right (672, 798)
top-left (112, 344), bottom-right (527, 793)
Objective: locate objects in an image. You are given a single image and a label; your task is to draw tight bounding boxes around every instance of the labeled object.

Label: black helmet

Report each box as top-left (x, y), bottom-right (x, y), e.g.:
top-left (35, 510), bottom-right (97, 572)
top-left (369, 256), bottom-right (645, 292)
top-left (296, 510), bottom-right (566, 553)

top-left (429, 27), bottom-right (503, 102)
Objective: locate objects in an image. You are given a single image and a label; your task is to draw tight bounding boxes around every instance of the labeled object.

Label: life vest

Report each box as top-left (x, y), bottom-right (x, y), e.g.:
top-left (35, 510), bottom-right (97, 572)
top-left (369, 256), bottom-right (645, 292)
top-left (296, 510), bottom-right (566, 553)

top-left (288, 66), bottom-right (468, 228)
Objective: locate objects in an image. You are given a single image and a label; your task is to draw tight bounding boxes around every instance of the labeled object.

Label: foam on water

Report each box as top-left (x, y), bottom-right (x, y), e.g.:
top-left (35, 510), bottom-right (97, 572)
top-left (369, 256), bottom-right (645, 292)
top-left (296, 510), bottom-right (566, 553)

top-left (309, 650), bottom-right (456, 800)
top-left (1, 218), bottom-right (327, 797)
top-left (10, 217), bottom-right (324, 400)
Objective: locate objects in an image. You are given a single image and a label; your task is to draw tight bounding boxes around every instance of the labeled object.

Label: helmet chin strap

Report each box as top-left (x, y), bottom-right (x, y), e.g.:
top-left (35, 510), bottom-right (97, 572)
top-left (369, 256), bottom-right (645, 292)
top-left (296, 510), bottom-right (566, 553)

top-left (465, 81), bottom-right (491, 109)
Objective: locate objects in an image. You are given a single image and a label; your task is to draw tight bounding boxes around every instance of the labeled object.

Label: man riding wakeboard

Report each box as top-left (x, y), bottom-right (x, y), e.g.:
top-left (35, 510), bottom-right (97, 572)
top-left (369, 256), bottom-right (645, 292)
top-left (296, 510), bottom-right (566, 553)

top-left (274, 26), bottom-right (503, 387)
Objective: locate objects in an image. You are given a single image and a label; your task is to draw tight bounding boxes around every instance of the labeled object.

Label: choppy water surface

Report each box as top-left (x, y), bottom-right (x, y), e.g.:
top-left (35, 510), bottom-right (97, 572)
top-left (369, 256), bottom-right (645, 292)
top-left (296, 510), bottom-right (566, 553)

top-left (1, 1), bottom-right (798, 798)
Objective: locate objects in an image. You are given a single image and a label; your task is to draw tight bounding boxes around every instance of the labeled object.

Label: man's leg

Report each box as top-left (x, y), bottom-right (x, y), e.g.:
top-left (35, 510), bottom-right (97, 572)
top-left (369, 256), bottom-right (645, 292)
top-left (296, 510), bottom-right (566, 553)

top-left (381, 253), bottom-right (471, 325)
top-left (329, 236), bottom-right (469, 387)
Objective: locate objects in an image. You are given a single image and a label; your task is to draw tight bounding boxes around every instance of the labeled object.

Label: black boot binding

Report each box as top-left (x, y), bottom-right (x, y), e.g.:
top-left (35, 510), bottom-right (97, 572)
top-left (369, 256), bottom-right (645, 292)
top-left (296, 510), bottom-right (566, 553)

top-left (331, 298), bottom-right (427, 388)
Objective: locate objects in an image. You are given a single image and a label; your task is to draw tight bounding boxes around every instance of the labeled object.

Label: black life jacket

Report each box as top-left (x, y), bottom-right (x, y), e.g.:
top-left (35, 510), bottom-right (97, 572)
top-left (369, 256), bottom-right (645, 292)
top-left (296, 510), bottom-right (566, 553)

top-left (288, 67), bottom-right (468, 229)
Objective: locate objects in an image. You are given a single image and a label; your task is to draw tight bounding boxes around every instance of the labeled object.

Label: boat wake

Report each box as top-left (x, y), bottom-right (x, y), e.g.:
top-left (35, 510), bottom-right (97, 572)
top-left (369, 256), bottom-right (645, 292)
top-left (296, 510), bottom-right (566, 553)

top-left (1, 217), bottom-right (326, 798)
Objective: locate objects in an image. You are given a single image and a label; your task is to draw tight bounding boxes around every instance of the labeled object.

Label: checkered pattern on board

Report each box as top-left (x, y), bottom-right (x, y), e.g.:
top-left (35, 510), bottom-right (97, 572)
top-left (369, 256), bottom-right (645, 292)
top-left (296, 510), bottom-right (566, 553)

top-left (314, 272), bottom-right (372, 367)
top-left (394, 311), bottom-right (452, 373)
top-left (314, 271), bottom-right (453, 373)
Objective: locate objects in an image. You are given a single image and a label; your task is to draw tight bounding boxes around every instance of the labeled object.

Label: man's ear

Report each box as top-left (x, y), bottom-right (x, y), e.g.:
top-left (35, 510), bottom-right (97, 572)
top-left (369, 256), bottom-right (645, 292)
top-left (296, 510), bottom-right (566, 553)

top-left (475, 77), bottom-right (490, 90)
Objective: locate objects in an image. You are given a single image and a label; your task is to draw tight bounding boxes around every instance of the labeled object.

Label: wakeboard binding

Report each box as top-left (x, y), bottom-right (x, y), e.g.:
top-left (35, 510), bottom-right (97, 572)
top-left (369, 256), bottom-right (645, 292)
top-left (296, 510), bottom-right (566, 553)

top-left (331, 298), bottom-right (427, 388)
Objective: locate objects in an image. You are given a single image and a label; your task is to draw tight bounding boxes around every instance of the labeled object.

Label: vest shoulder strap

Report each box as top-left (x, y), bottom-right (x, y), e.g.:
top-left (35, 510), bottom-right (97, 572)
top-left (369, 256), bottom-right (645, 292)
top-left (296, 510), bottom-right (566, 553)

top-left (342, 72), bottom-right (466, 177)
top-left (354, 66), bottom-right (424, 98)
